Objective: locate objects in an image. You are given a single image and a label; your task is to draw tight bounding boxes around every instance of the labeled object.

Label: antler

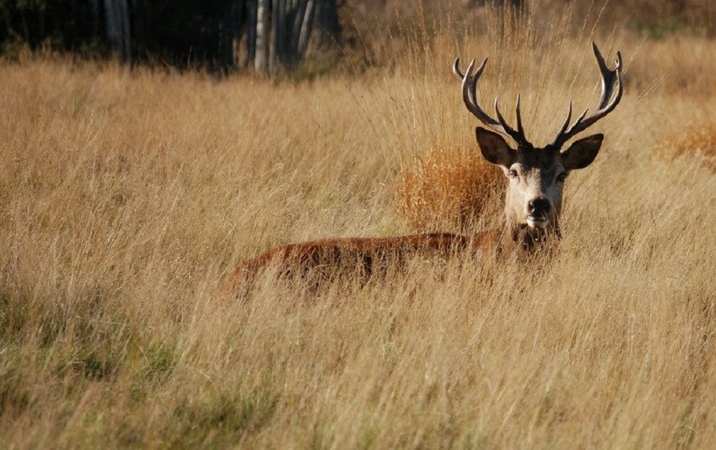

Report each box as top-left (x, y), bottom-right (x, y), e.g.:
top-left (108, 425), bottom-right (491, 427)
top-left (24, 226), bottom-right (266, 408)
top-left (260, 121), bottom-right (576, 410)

top-left (550, 42), bottom-right (623, 148)
top-left (453, 57), bottom-right (530, 148)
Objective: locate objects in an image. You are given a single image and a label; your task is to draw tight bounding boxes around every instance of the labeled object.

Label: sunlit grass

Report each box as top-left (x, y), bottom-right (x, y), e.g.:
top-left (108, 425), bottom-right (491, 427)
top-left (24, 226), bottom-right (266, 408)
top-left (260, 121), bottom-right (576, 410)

top-left (0, 8), bottom-right (715, 449)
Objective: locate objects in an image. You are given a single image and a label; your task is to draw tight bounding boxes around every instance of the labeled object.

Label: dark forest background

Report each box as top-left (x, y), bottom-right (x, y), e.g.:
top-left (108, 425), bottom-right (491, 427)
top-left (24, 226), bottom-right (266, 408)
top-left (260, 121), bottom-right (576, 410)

top-left (0, 0), bottom-right (713, 74)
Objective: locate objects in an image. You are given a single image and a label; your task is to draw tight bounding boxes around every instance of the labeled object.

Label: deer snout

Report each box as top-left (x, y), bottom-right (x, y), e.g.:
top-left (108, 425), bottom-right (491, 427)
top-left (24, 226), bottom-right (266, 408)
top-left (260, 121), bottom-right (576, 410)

top-left (528, 198), bottom-right (551, 216)
top-left (527, 198), bottom-right (551, 228)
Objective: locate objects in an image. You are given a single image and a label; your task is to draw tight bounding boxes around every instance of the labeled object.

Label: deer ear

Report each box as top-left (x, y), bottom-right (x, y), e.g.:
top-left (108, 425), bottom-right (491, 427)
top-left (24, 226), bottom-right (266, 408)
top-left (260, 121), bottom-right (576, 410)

top-left (562, 134), bottom-right (603, 170)
top-left (475, 127), bottom-right (515, 168)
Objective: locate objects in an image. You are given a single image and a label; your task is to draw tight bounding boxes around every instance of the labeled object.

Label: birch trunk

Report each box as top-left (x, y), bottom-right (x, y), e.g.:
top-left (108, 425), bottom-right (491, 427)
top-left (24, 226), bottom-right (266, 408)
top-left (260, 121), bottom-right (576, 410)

top-left (255, 0), bottom-right (269, 73)
top-left (297, 0), bottom-right (315, 57)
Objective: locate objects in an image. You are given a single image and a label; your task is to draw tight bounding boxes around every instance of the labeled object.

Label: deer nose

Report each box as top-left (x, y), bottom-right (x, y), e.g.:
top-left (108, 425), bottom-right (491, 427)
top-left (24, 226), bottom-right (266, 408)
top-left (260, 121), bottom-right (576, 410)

top-left (528, 198), bottom-right (551, 217)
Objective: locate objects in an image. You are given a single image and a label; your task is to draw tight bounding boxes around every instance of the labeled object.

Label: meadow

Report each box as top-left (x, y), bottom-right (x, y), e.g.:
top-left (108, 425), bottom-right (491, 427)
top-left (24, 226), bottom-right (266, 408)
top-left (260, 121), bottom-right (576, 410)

top-left (0, 6), bottom-right (715, 449)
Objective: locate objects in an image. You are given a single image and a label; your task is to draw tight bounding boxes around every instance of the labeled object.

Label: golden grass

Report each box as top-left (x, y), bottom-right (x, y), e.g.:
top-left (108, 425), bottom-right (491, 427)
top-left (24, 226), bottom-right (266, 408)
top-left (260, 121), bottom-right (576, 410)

top-left (398, 144), bottom-right (502, 232)
top-left (1, 14), bottom-right (715, 450)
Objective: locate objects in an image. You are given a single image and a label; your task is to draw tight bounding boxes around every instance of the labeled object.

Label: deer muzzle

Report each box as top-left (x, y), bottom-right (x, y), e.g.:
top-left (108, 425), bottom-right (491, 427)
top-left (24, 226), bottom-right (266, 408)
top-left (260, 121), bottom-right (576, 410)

top-left (526, 198), bottom-right (552, 229)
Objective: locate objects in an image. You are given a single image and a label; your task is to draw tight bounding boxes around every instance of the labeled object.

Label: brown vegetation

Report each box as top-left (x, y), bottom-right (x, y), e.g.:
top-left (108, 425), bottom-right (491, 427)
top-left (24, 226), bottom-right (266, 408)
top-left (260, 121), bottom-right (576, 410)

top-left (662, 122), bottom-right (716, 172)
top-left (398, 144), bottom-right (502, 232)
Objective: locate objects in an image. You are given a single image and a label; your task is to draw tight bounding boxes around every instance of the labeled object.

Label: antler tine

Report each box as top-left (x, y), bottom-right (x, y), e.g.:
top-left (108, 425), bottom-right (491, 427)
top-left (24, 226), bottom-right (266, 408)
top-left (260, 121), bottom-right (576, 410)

top-left (514, 94), bottom-right (527, 141)
top-left (554, 101), bottom-right (574, 140)
top-left (494, 96), bottom-right (529, 147)
top-left (453, 56), bottom-right (530, 146)
top-left (453, 57), bottom-right (502, 131)
top-left (550, 42), bottom-right (623, 148)
top-left (452, 57), bottom-right (466, 79)
top-left (592, 42), bottom-right (622, 111)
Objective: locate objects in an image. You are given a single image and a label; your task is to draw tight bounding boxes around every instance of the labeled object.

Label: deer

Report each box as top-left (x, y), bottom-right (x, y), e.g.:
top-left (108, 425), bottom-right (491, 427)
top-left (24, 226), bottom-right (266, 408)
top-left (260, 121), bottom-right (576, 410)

top-left (227, 42), bottom-right (622, 292)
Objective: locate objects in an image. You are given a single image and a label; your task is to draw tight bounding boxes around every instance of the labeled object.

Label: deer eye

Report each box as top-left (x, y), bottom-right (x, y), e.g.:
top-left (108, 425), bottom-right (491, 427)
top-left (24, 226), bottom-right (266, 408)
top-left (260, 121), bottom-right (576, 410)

top-left (508, 169), bottom-right (518, 178)
top-left (557, 172), bottom-right (568, 182)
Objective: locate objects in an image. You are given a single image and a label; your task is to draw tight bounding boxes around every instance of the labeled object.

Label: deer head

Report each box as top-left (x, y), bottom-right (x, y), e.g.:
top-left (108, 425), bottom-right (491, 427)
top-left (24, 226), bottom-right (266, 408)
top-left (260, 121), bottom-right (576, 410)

top-left (454, 43), bottom-right (622, 246)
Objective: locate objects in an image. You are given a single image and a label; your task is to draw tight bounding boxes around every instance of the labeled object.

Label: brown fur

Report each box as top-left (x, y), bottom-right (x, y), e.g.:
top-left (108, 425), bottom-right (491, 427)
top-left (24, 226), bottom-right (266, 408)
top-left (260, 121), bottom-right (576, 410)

top-left (228, 232), bottom-right (471, 292)
top-left (225, 225), bottom-right (551, 294)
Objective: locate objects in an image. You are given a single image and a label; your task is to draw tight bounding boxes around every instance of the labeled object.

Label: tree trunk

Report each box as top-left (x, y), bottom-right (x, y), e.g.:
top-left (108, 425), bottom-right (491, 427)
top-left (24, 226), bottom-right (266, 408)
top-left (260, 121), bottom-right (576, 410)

top-left (104, 0), bottom-right (131, 65)
top-left (225, 1), bottom-right (245, 69)
top-left (255, 0), bottom-right (269, 73)
top-left (291, 0), bottom-right (307, 57)
top-left (247, 0), bottom-right (258, 68)
top-left (297, 0), bottom-right (315, 57)
top-left (239, 0), bottom-right (340, 74)
top-left (269, 0), bottom-right (281, 72)
top-left (315, 0), bottom-right (340, 48)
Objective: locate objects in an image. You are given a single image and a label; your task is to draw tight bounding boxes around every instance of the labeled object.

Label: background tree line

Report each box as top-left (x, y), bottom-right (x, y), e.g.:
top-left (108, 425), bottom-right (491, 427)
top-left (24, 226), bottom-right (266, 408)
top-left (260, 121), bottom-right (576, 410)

top-left (0, 0), bottom-right (342, 73)
top-left (0, 0), bottom-right (713, 74)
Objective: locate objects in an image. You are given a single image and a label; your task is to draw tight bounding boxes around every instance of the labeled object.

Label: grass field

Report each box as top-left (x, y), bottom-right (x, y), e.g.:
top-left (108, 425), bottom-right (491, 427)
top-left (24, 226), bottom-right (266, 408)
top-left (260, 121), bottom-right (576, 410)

top-left (1, 7), bottom-right (715, 449)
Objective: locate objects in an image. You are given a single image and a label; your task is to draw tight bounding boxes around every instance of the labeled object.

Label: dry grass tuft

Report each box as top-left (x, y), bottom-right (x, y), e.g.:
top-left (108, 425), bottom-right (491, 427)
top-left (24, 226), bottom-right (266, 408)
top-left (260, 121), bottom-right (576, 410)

top-left (398, 144), bottom-right (502, 232)
top-left (661, 122), bottom-right (716, 172)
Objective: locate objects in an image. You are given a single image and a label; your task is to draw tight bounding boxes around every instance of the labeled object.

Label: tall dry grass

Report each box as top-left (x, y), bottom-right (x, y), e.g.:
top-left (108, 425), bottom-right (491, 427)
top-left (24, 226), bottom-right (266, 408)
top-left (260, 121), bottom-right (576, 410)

top-left (1, 7), bottom-right (715, 449)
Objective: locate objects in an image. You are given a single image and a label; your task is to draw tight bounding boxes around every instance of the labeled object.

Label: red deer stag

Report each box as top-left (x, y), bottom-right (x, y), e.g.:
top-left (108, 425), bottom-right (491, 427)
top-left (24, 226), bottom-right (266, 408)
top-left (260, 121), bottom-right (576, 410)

top-left (228, 43), bottom-right (622, 291)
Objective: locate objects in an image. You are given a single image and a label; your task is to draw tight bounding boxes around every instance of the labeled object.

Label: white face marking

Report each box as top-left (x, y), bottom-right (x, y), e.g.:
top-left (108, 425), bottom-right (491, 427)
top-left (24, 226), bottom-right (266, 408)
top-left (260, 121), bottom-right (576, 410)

top-left (526, 217), bottom-right (549, 229)
top-left (505, 161), bottom-right (566, 229)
